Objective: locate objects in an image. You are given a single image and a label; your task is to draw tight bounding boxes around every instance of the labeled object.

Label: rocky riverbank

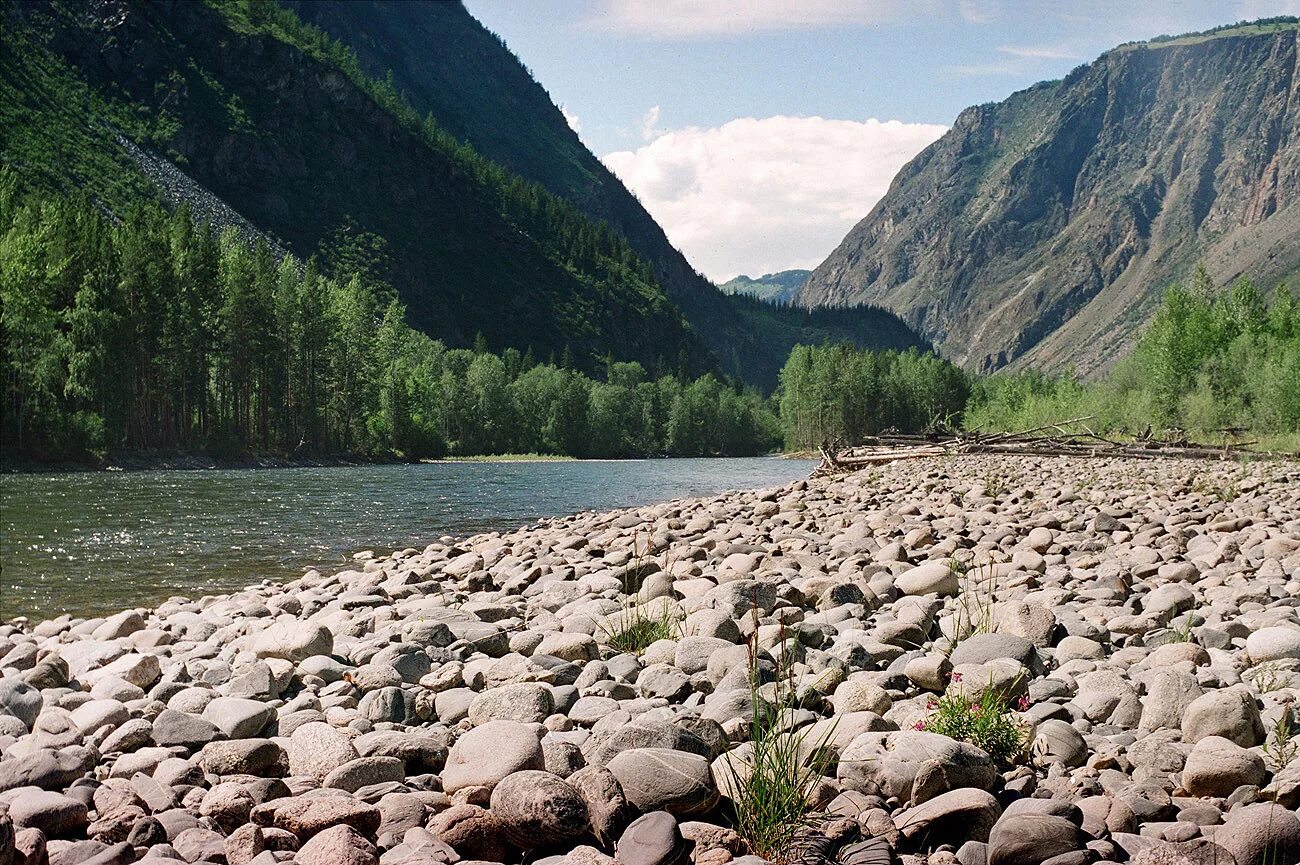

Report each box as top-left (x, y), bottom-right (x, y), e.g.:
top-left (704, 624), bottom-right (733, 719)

top-left (1, 455), bottom-right (1299, 865)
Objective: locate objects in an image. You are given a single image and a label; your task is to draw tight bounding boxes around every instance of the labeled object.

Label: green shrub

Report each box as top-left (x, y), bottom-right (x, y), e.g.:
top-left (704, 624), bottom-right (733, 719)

top-left (918, 676), bottom-right (1026, 765)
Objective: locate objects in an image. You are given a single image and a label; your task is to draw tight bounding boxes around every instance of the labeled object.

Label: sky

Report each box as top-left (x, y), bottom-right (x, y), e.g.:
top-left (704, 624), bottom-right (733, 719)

top-left (463, 0), bottom-right (1300, 282)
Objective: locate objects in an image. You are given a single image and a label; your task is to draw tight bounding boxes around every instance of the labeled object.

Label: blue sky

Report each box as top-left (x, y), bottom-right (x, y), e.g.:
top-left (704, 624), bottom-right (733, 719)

top-left (463, 0), bottom-right (1300, 280)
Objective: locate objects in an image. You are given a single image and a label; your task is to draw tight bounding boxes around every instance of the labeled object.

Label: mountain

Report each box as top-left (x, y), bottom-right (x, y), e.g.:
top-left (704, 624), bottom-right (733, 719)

top-left (720, 270), bottom-right (811, 303)
top-left (279, 0), bottom-right (924, 386)
top-left (0, 0), bottom-right (924, 390)
top-left (1, 0), bottom-right (728, 378)
top-left (797, 18), bottom-right (1300, 376)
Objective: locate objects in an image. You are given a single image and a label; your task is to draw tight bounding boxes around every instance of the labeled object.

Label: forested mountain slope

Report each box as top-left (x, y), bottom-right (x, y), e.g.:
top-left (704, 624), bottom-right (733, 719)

top-left (2, 0), bottom-right (717, 377)
top-left (720, 270), bottom-right (811, 303)
top-left (798, 19), bottom-right (1300, 376)
top-left (282, 0), bottom-right (924, 386)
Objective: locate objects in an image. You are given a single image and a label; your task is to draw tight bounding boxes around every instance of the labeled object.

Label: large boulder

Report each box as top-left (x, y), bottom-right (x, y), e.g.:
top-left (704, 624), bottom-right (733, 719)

top-left (987, 813), bottom-right (1088, 865)
top-left (441, 720), bottom-right (545, 793)
top-left (606, 748), bottom-right (719, 817)
top-left (466, 682), bottom-right (553, 726)
top-left (294, 824), bottom-right (378, 865)
top-left (489, 770), bottom-right (589, 848)
top-left (253, 620), bottom-right (333, 663)
top-left (0, 680), bottom-right (42, 729)
top-left (838, 731), bottom-right (997, 804)
top-left (1181, 688), bottom-right (1265, 747)
top-left (1181, 736), bottom-right (1266, 798)
top-left (427, 805), bottom-right (508, 861)
top-left (1245, 626), bottom-right (1300, 663)
top-left (617, 811), bottom-right (689, 865)
top-left (287, 722), bottom-right (360, 782)
top-left (568, 766), bottom-right (635, 847)
top-left (8, 790), bottom-right (88, 837)
top-left (894, 788), bottom-right (1002, 846)
top-left (258, 796), bottom-right (381, 840)
top-left (895, 562), bottom-right (959, 597)
top-left (202, 697), bottom-right (275, 740)
top-left (1215, 802), bottom-right (1300, 865)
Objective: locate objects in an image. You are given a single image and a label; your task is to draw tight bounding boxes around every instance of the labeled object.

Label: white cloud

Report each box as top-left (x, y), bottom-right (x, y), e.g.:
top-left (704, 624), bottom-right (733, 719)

top-left (560, 106), bottom-right (582, 133)
top-left (956, 0), bottom-right (999, 23)
top-left (585, 0), bottom-right (921, 38)
top-left (639, 105), bottom-right (663, 141)
top-left (945, 61), bottom-right (1020, 77)
top-left (602, 115), bottom-right (947, 282)
top-left (996, 43), bottom-right (1081, 60)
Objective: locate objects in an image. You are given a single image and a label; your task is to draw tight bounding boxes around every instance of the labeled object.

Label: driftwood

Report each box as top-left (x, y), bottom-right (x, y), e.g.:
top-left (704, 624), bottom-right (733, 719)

top-left (814, 417), bottom-right (1295, 477)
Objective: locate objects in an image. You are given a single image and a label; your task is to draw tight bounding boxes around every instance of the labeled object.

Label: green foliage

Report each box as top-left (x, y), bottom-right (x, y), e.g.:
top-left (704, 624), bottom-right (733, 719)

top-left (777, 343), bottom-right (971, 450)
top-left (965, 268), bottom-right (1300, 441)
top-left (1263, 713), bottom-right (1298, 771)
top-left (918, 679), bottom-right (1026, 765)
top-left (0, 180), bottom-right (780, 462)
top-left (725, 621), bottom-right (836, 859)
top-left (602, 604), bottom-right (679, 655)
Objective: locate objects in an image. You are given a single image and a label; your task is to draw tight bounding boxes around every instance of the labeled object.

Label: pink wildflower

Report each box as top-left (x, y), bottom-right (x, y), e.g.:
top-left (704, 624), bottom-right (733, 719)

top-left (1017, 695), bottom-right (1031, 712)
top-left (951, 672), bottom-right (963, 683)
top-left (926, 699), bottom-right (938, 710)
top-left (913, 720), bottom-right (925, 731)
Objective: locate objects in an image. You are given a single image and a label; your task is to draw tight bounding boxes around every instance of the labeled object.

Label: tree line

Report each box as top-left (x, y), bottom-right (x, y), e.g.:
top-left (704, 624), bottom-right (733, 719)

top-left (0, 177), bottom-right (778, 462)
top-left (965, 267), bottom-right (1300, 442)
top-left (8, 175), bottom-right (1292, 464)
top-left (777, 343), bottom-right (971, 451)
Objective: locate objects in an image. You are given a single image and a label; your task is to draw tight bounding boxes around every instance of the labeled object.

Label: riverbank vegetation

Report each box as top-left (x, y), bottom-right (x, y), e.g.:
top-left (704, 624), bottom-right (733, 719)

top-left (0, 179), bottom-right (777, 462)
top-left (3, 176), bottom-right (1296, 465)
top-left (965, 268), bottom-right (1299, 448)
top-left (776, 343), bottom-right (970, 451)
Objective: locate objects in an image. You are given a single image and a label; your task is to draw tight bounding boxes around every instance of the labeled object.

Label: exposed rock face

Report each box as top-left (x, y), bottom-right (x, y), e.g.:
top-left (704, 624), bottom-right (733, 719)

top-left (798, 22), bottom-right (1300, 376)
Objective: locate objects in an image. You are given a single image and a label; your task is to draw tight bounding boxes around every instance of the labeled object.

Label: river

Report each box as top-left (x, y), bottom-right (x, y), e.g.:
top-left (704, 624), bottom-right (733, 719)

top-left (0, 457), bottom-right (816, 622)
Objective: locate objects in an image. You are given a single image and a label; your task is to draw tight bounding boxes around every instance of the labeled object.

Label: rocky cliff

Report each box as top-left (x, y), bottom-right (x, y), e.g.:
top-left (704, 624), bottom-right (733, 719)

top-left (798, 21), bottom-right (1300, 375)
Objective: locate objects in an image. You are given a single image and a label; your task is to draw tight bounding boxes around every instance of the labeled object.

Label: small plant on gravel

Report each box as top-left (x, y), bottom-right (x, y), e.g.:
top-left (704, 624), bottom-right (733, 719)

top-left (1250, 662), bottom-right (1295, 693)
top-left (601, 601), bottom-right (678, 654)
top-left (1263, 714), bottom-right (1298, 770)
top-left (917, 674), bottom-right (1027, 765)
top-left (1166, 616), bottom-right (1196, 643)
top-left (982, 471), bottom-right (1008, 498)
top-left (949, 556), bottom-right (1001, 647)
top-left (725, 606), bottom-right (837, 861)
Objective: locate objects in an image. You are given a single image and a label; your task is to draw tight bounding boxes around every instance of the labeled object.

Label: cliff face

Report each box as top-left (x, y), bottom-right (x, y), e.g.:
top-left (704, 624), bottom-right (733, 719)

top-left (798, 23), bottom-right (1300, 375)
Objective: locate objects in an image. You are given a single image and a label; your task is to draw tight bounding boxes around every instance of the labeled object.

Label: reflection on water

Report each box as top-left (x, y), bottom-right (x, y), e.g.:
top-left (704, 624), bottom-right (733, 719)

top-left (1, 458), bottom-right (814, 621)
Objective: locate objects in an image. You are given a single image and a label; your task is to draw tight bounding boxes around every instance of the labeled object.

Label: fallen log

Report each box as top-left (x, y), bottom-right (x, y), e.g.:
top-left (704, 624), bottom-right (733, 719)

top-left (815, 419), bottom-right (1296, 476)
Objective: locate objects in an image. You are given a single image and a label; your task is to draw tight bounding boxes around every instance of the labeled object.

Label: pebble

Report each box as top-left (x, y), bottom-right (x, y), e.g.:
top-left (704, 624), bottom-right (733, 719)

top-left (0, 454), bottom-right (1293, 864)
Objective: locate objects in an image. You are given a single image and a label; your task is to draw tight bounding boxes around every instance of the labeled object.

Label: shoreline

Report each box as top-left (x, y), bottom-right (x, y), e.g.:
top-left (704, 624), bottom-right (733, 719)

top-left (1, 451), bottom-right (796, 475)
top-left (1, 453), bottom-right (1298, 864)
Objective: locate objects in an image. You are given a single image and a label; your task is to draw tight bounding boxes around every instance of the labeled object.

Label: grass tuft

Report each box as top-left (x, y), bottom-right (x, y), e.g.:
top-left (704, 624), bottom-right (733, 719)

top-left (724, 605), bottom-right (836, 860)
top-left (603, 602), bottom-right (678, 654)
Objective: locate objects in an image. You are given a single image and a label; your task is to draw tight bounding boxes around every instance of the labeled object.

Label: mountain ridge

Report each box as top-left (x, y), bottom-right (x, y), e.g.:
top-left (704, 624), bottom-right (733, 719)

top-left (1, 0), bottom-right (927, 390)
top-left (720, 270), bottom-right (811, 303)
top-left (797, 18), bottom-right (1300, 375)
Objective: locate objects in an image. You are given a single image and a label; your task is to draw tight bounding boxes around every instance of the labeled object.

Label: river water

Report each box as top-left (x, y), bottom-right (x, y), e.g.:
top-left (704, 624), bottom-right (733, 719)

top-left (0, 457), bottom-right (815, 622)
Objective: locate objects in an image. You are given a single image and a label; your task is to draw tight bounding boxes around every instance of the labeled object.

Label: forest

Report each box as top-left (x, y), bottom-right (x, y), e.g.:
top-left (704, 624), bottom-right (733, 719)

top-left (965, 267), bottom-right (1300, 448)
top-left (4, 173), bottom-right (1297, 465)
top-left (776, 344), bottom-right (971, 451)
top-left (0, 178), bottom-right (777, 462)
